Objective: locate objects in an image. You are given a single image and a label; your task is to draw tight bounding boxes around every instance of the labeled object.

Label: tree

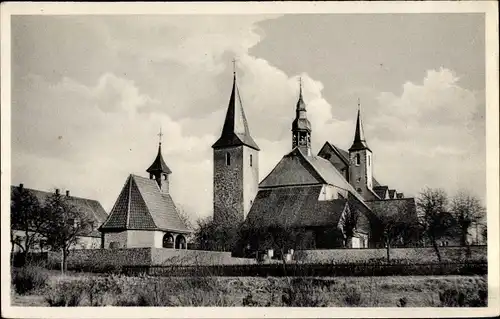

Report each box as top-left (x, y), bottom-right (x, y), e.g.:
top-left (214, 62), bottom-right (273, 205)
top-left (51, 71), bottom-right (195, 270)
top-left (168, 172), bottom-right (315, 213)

top-left (481, 224), bottom-right (487, 244)
top-left (450, 190), bottom-right (486, 246)
top-left (338, 205), bottom-right (360, 248)
top-left (10, 187), bottom-right (46, 264)
top-left (40, 192), bottom-right (93, 273)
top-left (370, 201), bottom-right (420, 262)
top-left (416, 188), bottom-right (456, 262)
top-left (193, 216), bottom-right (241, 252)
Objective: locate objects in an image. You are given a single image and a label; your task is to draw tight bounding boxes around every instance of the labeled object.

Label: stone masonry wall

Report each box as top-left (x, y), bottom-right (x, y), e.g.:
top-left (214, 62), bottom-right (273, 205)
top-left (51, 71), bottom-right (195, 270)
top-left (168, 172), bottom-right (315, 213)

top-left (213, 146), bottom-right (244, 224)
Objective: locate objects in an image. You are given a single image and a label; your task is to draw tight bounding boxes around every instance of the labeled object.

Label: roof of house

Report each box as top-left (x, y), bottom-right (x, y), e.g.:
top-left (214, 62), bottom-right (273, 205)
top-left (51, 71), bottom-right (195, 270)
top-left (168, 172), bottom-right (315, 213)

top-left (245, 185), bottom-right (349, 228)
top-left (388, 189), bottom-right (396, 199)
top-left (99, 174), bottom-right (190, 234)
top-left (212, 74), bottom-right (260, 151)
top-left (10, 185), bottom-right (107, 238)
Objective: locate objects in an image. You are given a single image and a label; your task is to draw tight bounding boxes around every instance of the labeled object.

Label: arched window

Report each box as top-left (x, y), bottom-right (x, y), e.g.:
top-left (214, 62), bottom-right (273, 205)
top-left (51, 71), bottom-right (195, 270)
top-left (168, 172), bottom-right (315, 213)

top-left (355, 154), bottom-right (360, 166)
top-left (250, 154), bottom-right (253, 167)
top-left (226, 152), bottom-right (231, 166)
top-left (368, 155), bottom-right (371, 166)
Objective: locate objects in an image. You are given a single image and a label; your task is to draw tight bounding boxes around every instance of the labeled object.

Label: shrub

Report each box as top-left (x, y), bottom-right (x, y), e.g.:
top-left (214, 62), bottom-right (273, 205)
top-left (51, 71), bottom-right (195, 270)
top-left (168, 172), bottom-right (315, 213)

top-left (342, 285), bottom-right (362, 306)
top-left (11, 266), bottom-right (48, 295)
top-left (439, 287), bottom-right (487, 307)
top-left (45, 280), bottom-right (87, 306)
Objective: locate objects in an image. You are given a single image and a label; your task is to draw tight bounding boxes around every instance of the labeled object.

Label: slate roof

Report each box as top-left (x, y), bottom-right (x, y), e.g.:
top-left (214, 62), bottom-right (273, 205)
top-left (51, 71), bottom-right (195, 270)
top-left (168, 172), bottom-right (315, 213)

top-left (146, 144), bottom-right (172, 175)
top-left (212, 74), bottom-right (260, 151)
top-left (246, 186), bottom-right (349, 228)
top-left (259, 147), bottom-right (369, 209)
top-left (10, 185), bottom-right (107, 238)
top-left (99, 175), bottom-right (190, 233)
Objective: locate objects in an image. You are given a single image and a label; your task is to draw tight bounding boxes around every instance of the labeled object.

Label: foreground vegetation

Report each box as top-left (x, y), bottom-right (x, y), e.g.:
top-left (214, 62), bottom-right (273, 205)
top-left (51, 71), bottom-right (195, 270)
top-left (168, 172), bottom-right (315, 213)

top-left (11, 265), bottom-right (487, 307)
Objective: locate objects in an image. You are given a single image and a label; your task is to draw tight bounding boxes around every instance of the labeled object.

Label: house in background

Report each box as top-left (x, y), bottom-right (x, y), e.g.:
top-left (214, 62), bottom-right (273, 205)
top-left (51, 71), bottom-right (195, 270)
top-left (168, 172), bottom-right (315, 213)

top-left (10, 184), bottom-right (108, 251)
top-left (99, 139), bottom-right (191, 249)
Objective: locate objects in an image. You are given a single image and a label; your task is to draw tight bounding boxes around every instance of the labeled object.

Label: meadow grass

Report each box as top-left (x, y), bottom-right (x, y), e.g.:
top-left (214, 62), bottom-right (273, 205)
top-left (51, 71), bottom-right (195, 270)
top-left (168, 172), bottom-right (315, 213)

top-left (11, 266), bottom-right (487, 307)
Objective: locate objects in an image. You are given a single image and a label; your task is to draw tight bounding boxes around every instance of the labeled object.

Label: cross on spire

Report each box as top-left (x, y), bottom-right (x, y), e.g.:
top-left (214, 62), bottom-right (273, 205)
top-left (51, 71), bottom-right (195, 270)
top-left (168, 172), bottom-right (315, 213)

top-left (357, 97), bottom-right (361, 109)
top-left (299, 76), bottom-right (302, 95)
top-left (232, 58), bottom-right (237, 76)
top-left (158, 127), bottom-right (163, 145)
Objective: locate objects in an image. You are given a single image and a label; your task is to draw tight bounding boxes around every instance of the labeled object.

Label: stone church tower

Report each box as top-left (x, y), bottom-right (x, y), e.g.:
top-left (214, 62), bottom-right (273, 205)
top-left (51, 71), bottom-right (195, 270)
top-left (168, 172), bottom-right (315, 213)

top-left (348, 101), bottom-right (374, 198)
top-left (292, 79), bottom-right (312, 156)
top-left (212, 71), bottom-right (260, 225)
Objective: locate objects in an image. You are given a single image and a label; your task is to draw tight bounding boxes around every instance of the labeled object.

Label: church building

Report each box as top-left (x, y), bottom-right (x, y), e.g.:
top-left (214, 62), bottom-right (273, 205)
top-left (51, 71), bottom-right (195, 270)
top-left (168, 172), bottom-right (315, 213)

top-left (213, 72), bottom-right (416, 250)
top-left (99, 138), bottom-right (191, 249)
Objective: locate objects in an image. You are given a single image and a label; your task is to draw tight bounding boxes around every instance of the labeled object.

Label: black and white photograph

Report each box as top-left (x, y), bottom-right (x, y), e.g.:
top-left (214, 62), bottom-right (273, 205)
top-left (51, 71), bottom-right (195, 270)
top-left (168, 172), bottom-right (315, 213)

top-left (1, 2), bottom-right (498, 318)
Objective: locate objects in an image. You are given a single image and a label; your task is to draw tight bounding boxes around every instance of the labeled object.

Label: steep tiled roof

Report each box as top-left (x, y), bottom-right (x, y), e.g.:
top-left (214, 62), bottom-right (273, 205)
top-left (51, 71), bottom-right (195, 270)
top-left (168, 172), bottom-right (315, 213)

top-left (212, 74), bottom-right (259, 151)
top-left (10, 186), bottom-right (107, 238)
top-left (246, 186), bottom-right (349, 228)
top-left (100, 175), bottom-right (190, 233)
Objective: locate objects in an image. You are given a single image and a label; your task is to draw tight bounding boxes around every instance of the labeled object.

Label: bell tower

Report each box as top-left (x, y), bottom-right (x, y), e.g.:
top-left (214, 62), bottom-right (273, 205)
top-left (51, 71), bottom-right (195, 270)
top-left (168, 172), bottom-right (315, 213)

top-left (348, 99), bottom-right (373, 198)
top-left (212, 61), bottom-right (260, 226)
top-left (292, 77), bottom-right (312, 156)
top-left (146, 128), bottom-right (172, 194)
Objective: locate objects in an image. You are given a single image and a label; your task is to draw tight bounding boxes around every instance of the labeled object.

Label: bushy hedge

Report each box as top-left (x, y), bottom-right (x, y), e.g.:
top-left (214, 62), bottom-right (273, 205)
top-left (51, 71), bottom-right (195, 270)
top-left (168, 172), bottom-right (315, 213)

top-left (11, 266), bottom-right (49, 295)
top-left (122, 261), bottom-right (487, 277)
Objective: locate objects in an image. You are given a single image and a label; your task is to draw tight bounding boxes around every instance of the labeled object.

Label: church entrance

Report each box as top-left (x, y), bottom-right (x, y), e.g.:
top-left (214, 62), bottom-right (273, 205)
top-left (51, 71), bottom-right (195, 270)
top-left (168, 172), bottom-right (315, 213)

top-left (175, 234), bottom-right (186, 249)
top-left (162, 233), bottom-right (174, 248)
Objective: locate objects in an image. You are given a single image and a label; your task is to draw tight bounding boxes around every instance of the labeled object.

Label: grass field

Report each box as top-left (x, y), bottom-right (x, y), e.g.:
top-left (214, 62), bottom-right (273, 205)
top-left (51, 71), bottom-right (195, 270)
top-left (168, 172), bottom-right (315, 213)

top-left (11, 266), bottom-right (487, 307)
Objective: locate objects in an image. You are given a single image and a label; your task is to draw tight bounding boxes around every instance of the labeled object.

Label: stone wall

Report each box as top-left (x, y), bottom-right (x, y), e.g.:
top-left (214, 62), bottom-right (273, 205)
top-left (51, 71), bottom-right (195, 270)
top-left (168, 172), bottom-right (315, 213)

top-left (151, 248), bottom-right (256, 266)
top-left (294, 246), bottom-right (487, 263)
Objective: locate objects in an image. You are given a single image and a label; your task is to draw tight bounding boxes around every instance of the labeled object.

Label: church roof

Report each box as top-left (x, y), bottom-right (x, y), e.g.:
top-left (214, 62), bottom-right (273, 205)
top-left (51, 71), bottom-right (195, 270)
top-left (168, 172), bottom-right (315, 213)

top-left (99, 175), bottom-right (190, 233)
top-left (146, 144), bottom-right (172, 175)
top-left (212, 74), bottom-right (260, 151)
top-left (349, 108), bottom-right (371, 152)
top-left (259, 147), bottom-right (369, 208)
top-left (10, 185), bottom-right (107, 238)
top-left (245, 186), bottom-right (350, 228)
top-left (292, 84), bottom-right (312, 132)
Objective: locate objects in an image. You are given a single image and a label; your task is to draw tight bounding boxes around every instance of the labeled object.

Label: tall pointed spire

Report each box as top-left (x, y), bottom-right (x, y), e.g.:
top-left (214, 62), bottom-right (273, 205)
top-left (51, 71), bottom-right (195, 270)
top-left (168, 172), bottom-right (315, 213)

top-left (349, 99), bottom-right (371, 152)
top-left (292, 76), bottom-right (312, 155)
top-left (212, 61), bottom-right (260, 151)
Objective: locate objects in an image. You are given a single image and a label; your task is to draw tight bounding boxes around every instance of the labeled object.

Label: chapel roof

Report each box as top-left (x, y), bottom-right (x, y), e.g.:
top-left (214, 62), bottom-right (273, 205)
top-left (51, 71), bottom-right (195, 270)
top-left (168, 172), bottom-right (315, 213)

top-left (212, 73), bottom-right (260, 151)
top-left (10, 185), bottom-right (107, 238)
top-left (99, 175), bottom-right (190, 233)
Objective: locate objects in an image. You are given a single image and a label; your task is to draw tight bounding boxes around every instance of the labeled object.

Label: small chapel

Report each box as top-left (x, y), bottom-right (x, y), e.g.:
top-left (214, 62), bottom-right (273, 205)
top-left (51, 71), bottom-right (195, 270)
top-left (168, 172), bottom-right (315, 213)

top-left (212, 71), bottom-right (417, 250)
top-left (99, 137), bottom-right (191, 249)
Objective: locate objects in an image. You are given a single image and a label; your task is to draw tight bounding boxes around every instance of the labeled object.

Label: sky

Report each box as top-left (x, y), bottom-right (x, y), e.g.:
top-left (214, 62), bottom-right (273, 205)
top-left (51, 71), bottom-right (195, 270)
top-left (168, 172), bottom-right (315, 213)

top-left (11, 13), bottom-right (486, 223)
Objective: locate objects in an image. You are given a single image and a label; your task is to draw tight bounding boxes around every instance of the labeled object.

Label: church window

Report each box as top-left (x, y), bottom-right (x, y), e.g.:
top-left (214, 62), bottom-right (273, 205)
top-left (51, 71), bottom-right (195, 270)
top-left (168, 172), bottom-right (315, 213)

top-left (226, 153), bottom-right (231, 166)
top-left (368, 155), bottom-right (371, 166)
top-left (357, 177), bottom-right (361, 183)
top-left (355, 154), bottom-right (360, 166)
top-left (357, 188), bottom-right (362, 193)
top-left (250, 154), bottom-right (253, 167)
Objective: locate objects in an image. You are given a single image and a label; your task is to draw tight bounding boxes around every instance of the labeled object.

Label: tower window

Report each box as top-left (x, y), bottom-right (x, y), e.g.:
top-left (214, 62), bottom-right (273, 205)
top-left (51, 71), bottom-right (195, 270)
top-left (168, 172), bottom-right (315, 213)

top-left (250, 154), bottom-right (253, 167)
top-left (368, 155), bottom-right (371, 166)
top-left (355, 154), bottom-right (360, 166)
top-left (226, 153), bottom-right (231, 166)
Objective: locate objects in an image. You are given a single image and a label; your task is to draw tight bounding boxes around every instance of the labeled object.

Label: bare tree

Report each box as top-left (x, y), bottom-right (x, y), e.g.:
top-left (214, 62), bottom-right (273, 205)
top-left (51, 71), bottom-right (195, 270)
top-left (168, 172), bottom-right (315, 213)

top-left (40, 192), bottom-right (93, 274)
top-left (370, 201), bottom-right (419, 262)
top-left (10, 187), bottom-right (46, 264)
top-left (450, 189), bottom-right (486, 246)
top-left (416, 188), bottom-right (456, 262)
top-left (338, 205), bottom-right (360, 248)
